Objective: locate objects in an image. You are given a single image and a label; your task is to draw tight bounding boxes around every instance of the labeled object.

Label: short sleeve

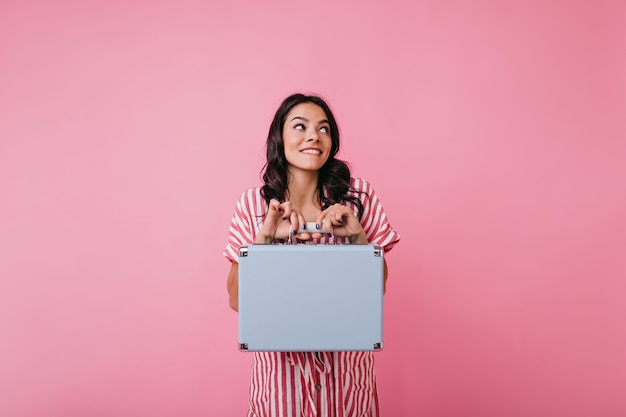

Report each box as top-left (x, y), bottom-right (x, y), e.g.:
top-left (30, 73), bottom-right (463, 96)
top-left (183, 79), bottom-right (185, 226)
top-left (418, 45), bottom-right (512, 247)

top-left (222, 188), bottom-right (264, 263)
top-left (352, 178), bottom-right (401, 253)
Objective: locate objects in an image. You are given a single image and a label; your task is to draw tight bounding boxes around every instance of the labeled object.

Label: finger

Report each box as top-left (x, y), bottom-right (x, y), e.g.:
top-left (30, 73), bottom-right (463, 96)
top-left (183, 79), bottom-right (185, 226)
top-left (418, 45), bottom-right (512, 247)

top-left (325, 210), bottom-right (343, 226)
top-left (324, 204), bottom-right (341, 223)
top-left (307, 213), bottom-right (324, 239)
top-left (297, 212), bottom-right (307, 233)
top-left (309, 223), bottom-right (324, 239)
top-left (268, 199), bottom-right (281, 215)
top-left (325, 219), bottom-right (334, 239)
top-left (289, 211), bottom-right (300, 236)
top-left (296, 231), bottom-right (312, 241)
top-left (315, 211), bottom-right (325, 229)
top-left (322, 215), bottom-right (334, 238)
top-left (333, 205), bottom-right (345, 223)
top-left (295, 212), bottom-right (313, 240)
top-left (280, 201), bottom-right (292, 220)
top-left (309, 231), bottom-right (324, 239)
top-left (259, 199), bottom-right (282, 241)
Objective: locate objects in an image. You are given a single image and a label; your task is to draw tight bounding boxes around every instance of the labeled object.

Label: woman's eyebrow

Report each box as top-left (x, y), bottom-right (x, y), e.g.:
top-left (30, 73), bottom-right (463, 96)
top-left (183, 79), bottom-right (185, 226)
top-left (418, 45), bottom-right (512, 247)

top-left (289, 116), bottom-right (329, 125)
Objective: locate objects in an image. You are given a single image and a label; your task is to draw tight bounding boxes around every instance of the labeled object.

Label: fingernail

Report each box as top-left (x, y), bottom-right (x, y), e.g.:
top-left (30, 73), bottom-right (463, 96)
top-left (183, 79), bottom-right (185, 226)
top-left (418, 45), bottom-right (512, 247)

top-left (293, 229), bottom-right (298, 235)
top-left (302, 224), bottom-right (306, 230)
top-left (316, 223), bottom-right (320, 230)
top-left (327, 232), bottom-right (332, 238)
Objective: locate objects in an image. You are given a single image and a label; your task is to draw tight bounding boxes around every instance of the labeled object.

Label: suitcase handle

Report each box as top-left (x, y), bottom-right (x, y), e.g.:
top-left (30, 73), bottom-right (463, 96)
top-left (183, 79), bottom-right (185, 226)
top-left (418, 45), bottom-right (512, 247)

top-left (287, 222), bottom-right (335, 245)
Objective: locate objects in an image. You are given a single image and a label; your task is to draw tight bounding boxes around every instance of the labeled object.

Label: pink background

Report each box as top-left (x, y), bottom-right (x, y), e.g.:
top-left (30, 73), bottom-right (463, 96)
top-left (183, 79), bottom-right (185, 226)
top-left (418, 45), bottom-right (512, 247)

top-left (1, 1), bottom-right (625, 416)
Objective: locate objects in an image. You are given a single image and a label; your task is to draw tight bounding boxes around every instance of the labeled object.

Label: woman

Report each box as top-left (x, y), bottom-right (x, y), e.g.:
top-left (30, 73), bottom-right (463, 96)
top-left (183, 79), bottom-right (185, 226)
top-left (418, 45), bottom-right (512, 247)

top-left (223, 93), bottom-right (400, 417)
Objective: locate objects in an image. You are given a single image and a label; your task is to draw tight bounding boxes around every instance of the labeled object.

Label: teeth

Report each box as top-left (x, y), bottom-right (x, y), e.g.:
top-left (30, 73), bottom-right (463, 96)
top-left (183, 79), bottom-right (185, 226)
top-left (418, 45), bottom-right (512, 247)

top-left (301, 149), bottom-right (321, 155)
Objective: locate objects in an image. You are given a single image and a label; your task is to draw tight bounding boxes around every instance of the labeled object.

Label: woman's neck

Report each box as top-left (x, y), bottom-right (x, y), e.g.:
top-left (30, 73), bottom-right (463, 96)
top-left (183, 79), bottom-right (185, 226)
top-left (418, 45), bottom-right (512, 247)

top-left (286, 169), bottom-right (320, 210)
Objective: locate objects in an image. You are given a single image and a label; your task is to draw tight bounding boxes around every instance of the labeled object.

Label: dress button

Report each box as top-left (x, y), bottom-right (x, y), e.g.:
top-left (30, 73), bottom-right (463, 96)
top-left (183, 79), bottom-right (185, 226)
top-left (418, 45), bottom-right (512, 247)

top-left (315, 384), bottom-right (322, 391)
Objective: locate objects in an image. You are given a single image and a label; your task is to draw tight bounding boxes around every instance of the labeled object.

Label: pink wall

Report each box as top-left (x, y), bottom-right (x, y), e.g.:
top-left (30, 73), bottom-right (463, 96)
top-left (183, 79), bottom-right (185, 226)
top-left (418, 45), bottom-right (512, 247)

top-left (1, 1), bottom-right (625, 416)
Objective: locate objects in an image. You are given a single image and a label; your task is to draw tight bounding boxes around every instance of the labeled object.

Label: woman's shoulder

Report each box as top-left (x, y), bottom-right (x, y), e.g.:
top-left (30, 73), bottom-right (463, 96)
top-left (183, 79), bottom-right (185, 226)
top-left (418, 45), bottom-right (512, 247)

top-left (237, 186), bottom-right (263, 198)
top-left (349, 177), bottom-right (374, 193)
top-left (235, 186), bottom-right (265, 210)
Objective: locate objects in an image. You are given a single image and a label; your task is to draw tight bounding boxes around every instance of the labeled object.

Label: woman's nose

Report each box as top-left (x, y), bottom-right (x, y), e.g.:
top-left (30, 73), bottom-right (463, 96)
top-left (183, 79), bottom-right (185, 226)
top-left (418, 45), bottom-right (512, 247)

top-left (306, 129), bottom-right (319, 141)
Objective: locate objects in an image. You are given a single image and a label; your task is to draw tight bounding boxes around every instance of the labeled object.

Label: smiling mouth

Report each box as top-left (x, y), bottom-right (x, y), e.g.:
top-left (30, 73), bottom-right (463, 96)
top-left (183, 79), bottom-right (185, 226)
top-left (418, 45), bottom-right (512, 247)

top-left (300, 149), bottom-right (322, 155)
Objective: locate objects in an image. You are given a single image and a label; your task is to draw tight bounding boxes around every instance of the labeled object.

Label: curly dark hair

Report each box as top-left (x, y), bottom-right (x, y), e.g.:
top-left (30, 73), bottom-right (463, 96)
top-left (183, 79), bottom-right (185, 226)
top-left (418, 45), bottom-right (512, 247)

top-left (260, 93), bottom-right (364, 218)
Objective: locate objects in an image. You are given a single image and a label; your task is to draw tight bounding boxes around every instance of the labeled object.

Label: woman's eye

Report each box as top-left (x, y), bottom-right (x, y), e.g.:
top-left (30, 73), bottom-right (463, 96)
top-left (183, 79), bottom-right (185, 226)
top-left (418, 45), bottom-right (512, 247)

top-left (320, 126), bottom-right (329, 133)
top-left (295, 124), bottom-right (305, 130)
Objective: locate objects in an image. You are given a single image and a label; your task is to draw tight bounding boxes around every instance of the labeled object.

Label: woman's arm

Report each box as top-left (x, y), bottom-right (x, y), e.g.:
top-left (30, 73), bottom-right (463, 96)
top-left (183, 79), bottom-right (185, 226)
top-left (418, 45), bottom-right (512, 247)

top-left (227, 262), bottom-right (239, 311)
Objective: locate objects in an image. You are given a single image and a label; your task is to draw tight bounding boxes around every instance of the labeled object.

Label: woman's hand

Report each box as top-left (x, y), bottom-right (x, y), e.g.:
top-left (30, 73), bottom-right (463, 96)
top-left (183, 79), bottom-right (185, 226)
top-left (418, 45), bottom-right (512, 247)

top-left (256, 199), bottom-right (314, 243)
top-left (316, 203), bottom-right (368, 243)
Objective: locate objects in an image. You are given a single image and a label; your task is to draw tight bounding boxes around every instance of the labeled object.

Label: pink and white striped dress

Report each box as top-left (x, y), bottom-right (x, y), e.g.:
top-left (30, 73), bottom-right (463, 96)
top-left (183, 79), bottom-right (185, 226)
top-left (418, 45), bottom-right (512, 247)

top-left (223, 178), bottom-right (400, 417)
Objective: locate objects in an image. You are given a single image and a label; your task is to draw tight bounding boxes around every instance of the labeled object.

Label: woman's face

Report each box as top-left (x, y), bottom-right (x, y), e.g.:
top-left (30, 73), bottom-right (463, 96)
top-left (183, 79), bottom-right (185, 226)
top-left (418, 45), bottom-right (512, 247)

top-left (282, 102), bottom-right (332, 174)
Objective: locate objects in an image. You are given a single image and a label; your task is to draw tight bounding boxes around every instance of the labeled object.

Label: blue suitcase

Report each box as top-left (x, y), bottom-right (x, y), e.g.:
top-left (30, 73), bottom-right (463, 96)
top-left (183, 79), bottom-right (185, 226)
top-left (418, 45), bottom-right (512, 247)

top-left (237, 243), bottom-right (384, 352)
